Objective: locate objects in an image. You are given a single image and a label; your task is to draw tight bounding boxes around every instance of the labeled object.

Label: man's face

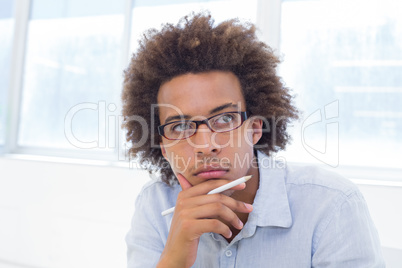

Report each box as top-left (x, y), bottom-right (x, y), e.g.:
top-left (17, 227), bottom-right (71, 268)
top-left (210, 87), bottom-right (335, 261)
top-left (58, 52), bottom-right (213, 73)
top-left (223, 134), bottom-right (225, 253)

top-left (157, 71), bottom-right (262, 188)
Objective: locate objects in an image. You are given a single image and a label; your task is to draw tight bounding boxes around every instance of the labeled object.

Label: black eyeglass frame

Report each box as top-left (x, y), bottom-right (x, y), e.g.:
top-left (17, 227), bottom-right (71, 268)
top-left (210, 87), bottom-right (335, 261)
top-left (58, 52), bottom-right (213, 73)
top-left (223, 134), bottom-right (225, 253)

top-left (158, 111), bottom-right (248, 140)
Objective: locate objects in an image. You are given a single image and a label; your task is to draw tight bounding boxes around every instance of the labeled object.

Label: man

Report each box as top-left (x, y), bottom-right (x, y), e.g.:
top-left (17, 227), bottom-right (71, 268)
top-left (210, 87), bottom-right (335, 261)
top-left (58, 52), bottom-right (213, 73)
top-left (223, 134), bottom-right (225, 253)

top-left (122, 13), bottom-right (384, 267)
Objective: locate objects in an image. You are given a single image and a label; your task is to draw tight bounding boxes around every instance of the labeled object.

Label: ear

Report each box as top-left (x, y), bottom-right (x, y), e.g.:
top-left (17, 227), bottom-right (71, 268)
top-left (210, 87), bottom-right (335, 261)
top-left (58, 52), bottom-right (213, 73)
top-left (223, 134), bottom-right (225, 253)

top-left (251, 118), bottom-right (263, 145)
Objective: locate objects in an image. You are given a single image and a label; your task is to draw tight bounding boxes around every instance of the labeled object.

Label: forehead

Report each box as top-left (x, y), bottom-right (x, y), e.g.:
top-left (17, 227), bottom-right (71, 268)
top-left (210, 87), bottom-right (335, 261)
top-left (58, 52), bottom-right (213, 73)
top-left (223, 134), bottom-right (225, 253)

top-left (157, 71), bottom-right (246, 122)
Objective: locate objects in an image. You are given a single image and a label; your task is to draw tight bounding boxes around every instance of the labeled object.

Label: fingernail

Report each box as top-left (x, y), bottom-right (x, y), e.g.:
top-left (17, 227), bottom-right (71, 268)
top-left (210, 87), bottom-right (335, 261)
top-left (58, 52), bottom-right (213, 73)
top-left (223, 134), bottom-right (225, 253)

top-left (227, 230), bottom-right (232, 238)
top-left (244, 203), bottom-right (253, 210)
top-left (235, 182), bottom-right (246, 189)
top-left (238, 219), bottom-right (244, 229)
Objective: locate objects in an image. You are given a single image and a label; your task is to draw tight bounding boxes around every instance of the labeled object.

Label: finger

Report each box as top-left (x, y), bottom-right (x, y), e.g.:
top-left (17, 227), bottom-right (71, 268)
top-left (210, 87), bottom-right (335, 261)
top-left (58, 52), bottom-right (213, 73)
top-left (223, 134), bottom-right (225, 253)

top-left (186, 219), bottom-right (232, 239)
top-left (176, 173), bottom-right (192, 191)
top-left (180, 194), bottom-right (253, 214)
top-left (185, 202), bottom-right (246, 230)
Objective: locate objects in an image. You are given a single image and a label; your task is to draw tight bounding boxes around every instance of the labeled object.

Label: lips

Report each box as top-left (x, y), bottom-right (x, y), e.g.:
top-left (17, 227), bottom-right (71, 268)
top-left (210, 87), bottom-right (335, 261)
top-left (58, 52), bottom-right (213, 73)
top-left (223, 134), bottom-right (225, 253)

top-left (194, 166), bottom-right (229, 179)
top-left (196, 170), bottom-right (228, 179)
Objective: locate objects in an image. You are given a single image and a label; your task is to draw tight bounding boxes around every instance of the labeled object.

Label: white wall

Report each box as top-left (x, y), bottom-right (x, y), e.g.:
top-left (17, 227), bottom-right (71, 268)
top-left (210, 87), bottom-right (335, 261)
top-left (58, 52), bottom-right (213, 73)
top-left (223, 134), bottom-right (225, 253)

top-left (0, 157), bottom-right (148, 268)
top-left (0, 157), bottom-right (401, 267)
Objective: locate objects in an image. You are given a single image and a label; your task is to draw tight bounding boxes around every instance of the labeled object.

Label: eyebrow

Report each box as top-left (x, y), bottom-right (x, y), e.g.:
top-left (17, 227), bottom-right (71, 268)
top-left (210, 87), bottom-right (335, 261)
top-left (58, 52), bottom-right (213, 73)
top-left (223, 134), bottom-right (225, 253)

top-left (208, 103), bottom-right (238, 115)
top-left (163, 103), bottom-right (238, 124)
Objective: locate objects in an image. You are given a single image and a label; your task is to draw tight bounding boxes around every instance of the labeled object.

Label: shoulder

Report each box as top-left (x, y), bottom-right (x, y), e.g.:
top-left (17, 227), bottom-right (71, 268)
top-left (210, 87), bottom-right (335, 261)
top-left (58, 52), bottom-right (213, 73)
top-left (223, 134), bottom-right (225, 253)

top-left (282, 163), bottom-right (365, 224)
top-left (257, 151), bottom-right (357, 197)
top-left (135, 179), bottom-right (181, 212)
top-left (284, 164), bottom-right (358, 197)
top-left (139, 179), bottom-right (180, 197)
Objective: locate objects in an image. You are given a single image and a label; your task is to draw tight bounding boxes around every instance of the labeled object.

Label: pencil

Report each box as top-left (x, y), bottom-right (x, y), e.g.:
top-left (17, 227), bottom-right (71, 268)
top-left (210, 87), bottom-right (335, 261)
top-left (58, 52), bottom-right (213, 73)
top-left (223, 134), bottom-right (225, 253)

top-left (161, 175), bottom-right (252, 216)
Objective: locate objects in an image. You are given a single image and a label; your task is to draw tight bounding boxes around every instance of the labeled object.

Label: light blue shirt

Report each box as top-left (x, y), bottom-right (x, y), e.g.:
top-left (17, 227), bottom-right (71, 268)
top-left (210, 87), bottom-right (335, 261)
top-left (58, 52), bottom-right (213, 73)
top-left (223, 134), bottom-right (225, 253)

top-left (126, 152), bottom-right (385, 267)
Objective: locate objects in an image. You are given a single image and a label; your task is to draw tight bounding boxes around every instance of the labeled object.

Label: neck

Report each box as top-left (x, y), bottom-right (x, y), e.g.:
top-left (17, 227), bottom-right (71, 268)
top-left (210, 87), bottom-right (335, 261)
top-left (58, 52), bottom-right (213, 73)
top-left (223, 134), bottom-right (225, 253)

top-left (232, 155), bottom-right (260, 204)
top-left (225, 155), bottom-right (260, 242)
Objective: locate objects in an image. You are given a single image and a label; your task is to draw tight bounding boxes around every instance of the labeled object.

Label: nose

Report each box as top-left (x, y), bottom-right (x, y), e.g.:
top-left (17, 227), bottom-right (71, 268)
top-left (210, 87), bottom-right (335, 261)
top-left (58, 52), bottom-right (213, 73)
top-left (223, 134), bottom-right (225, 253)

top-left (190, 124), bottom-right (221, 156)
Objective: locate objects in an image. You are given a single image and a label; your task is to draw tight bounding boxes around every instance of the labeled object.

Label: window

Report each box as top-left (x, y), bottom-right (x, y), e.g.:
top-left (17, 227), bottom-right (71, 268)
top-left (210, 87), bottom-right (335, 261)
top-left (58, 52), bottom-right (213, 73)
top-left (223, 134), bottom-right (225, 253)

top-left (17, 0), bottom-right (126, 153)
top-left (279, 0), bottom-right (402, 172)
top-left (0, 0), bottom-right (14, 146)
top-left (2, 0), bottom-right (399, 180)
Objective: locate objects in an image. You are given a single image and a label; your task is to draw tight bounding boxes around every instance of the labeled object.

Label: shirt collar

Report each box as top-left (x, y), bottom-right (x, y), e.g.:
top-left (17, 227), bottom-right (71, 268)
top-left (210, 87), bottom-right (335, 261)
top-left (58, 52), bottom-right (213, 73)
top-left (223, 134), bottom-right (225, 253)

top-left (247, 151), bottom-right (292, 228)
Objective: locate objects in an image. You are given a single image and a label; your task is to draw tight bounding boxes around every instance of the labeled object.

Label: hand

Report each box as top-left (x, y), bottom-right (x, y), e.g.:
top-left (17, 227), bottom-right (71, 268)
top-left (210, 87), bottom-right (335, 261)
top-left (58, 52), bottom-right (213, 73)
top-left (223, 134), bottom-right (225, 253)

top-left (157, 174), bottom-right (253, 268)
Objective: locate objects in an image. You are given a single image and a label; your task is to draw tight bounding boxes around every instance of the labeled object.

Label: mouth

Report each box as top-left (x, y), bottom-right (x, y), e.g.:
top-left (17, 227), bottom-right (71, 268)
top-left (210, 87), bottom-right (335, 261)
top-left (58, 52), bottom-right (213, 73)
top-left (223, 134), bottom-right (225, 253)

top-left (194, 166), bottom-right (229, 180)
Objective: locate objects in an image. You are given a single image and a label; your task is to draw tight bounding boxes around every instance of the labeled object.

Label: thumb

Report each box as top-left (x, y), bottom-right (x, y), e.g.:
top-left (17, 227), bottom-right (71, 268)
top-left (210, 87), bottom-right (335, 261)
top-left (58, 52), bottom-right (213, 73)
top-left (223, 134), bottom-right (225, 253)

top-left (176, 173), bottom-right (192, 191)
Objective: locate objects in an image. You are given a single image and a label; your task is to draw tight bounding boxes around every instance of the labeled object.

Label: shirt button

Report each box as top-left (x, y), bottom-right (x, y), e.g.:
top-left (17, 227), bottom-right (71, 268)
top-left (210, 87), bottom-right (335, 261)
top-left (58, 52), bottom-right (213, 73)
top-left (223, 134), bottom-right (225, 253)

top-left (225, 250), bottom-right (232, 257)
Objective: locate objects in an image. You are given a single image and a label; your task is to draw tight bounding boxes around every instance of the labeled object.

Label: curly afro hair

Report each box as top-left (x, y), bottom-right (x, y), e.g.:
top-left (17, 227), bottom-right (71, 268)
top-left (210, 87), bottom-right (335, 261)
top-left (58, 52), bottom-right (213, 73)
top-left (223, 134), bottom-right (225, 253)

top-left (122, 12), bottom-right (299, 184)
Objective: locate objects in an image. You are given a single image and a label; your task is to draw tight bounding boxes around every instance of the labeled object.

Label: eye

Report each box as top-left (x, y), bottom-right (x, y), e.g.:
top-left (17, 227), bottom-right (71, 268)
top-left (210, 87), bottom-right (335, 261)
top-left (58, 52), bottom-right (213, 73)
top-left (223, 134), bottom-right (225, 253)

top-left (170, 122), bottom-right (192, 132)
top-left (215, 113), bottom-right (235, 124)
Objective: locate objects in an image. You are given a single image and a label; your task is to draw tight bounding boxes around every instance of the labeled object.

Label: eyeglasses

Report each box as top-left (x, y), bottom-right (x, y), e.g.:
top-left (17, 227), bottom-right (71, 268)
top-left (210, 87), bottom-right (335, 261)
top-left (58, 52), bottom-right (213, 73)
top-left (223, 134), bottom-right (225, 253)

top-left (158, 111), bottom-right (248, 140)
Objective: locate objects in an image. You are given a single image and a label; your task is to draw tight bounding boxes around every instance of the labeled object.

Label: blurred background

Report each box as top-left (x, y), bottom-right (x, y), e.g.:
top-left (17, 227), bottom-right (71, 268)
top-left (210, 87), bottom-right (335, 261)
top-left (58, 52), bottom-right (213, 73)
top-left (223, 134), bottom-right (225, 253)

top-left (0, 0), bottom-right (401, 267)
